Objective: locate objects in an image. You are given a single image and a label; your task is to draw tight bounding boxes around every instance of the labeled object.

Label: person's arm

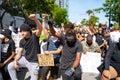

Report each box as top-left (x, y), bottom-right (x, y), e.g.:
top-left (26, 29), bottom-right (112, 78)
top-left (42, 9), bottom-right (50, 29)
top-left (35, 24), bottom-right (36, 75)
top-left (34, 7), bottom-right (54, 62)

top-left (99, 40), bottom-right (106, 48)
top-left (89, 21), bottom-right (96, 34)
top-left (48, 20), bottom-right (61, 38)
top-left (14, 47), bottom-right (23, 68)
top-left (104, 43), bottom-right (114, 70)
top-left (104, 33), bottom-right (110, 37)
top-left (3, 51), bottom-right (15, 65)
top-left (73, 42), bottom-right (83, 68)
top-left (44, 46), bottom-right (62, 54)
top-left (29, 14), bottom-right (42, 37)
top-left (42, 14), bottom-right (49, 38)
top-left (72, 52), bottom-right (82, 68)
top-left (3, 40), bottom-right (16, 65)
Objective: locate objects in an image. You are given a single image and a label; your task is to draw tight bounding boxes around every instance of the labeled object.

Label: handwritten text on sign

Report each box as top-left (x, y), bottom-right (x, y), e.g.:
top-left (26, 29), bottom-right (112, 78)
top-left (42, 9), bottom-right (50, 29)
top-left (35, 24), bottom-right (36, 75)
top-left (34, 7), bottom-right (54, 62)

top-left (37, 54), bottom-right (54, 66)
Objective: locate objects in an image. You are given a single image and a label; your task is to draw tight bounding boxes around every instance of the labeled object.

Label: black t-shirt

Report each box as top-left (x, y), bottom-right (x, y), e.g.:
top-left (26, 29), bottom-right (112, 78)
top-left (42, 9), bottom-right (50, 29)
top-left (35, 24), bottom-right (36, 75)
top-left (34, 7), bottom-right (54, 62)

top-left (1, 39), bottom-right (15, 62)
top-left (60, 33), bottom-right (83, 69)
top-left (105, 42), bottom-right (120, 70)
top-left (95, 33), bottom-right (104, 46)
top-left (19, 34), bottom-right (40, 62)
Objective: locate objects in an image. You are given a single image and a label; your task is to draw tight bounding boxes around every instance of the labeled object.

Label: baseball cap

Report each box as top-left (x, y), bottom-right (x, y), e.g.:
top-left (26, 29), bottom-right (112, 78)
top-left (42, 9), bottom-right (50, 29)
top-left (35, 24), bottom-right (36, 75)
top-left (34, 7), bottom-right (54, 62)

top-left (0, 29), bottom-right (12, 38)
top-left (20, 23), bottom-right (31, 32)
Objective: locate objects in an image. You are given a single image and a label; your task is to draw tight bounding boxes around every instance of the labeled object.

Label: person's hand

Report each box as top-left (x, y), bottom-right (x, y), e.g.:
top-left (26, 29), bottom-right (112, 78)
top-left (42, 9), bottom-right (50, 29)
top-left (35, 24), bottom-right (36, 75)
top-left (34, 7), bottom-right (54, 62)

top-left (44, 51), bottom-right (50, 55)
top-left (65, 67), bottom-right (75, 76)
top-left (0, 63), bottom-right (4, 68)
top-left (29, 14), bottom-right (37, 20)
top-left (42, 14), bottom-right (47, 19)
top-left (14, 60), bottom-right (21, 69)
top-left (103, 70), bottom-right (111, 79)
top-left (95, 48), bottom-right (100, 53)
top-left (83, 50), bottom-right (86, 54)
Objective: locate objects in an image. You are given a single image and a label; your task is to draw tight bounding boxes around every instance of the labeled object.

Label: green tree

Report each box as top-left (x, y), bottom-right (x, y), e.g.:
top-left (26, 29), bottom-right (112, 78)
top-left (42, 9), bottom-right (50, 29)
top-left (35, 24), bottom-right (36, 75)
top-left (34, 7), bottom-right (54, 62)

top-left (80, 18), bottom-right (88, 26)
top-left (93, 8), bottom-right (103, 13)
top-left (0, 0), bottom-right (56, 29)
top-left (103, 0), bottom-right (120, 27)
top-left (52, 4), bottom-right (69, 26)
top-left (86, 10), bottom-right (93, 15)
top-left (89, 16), bottom-right (99, 28)
top-left (1, 0), bottom-right (55, 16)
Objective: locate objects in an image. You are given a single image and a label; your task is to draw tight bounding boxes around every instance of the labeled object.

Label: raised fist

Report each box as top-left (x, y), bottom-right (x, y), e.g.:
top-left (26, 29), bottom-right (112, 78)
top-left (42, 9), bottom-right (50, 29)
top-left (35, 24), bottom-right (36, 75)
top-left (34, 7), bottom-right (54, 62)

top-left (48, 19), bottom-right (53, 27)
top-left (29, 14), bottom-right (37, 20)
top-left (42, 14), bottom-right (47, 19)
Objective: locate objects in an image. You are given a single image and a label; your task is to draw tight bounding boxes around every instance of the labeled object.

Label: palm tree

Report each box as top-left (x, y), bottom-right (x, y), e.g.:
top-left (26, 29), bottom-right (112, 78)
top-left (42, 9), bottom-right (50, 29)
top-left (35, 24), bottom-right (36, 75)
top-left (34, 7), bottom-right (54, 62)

top-left (86, 10), bottom-right (93, 15)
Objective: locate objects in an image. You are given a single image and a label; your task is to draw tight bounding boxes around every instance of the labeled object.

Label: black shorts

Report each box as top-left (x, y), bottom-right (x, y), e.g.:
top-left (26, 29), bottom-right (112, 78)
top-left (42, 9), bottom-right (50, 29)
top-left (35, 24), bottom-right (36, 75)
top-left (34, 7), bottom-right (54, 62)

top-left (111, 62), bottom-right (120, 77)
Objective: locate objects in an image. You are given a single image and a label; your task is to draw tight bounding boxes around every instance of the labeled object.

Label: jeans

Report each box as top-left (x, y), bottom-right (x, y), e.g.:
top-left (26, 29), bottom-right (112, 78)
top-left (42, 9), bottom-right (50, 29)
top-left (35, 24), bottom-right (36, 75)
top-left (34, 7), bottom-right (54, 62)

top-left (61, 65), bottom-right (82, 80)
top-left (40, 65), bottom-right (60, 80)
top-left (0, 61), bottom-right (11, 80)
top-left (7, 56), bottom-right (39, 80)
top-left (0, 71), bottom-right (3, 80)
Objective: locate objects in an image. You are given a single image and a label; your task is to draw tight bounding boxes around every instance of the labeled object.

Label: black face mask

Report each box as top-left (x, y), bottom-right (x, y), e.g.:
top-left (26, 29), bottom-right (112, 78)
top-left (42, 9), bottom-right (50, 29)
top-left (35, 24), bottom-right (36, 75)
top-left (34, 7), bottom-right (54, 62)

top-left (66, 35), bottom-right (76, 47)
top-left (87, 41), bottom-right (92, 46)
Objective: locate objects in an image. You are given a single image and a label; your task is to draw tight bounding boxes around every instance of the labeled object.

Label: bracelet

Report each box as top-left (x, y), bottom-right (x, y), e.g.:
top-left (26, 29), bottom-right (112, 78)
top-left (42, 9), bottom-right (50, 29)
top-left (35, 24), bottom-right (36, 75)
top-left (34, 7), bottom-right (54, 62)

top-left (71, 67), bottom-right (75, 71)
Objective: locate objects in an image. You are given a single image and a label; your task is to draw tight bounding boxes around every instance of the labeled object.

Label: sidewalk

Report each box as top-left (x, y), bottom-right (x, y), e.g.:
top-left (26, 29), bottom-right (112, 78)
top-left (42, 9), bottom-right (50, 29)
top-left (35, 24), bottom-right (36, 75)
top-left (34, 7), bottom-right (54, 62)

top-left (17, 68), bottom-right (101, 80)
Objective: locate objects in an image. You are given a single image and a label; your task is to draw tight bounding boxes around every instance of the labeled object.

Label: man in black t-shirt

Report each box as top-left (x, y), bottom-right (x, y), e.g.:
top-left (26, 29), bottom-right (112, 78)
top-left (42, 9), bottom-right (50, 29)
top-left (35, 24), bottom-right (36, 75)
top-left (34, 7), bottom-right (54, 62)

top-left (7, 14), bottom-right (42, 80)
top-left (0, 29), bottom-right (16, 80)
top-left (48, 22), bottom-right (83, 80)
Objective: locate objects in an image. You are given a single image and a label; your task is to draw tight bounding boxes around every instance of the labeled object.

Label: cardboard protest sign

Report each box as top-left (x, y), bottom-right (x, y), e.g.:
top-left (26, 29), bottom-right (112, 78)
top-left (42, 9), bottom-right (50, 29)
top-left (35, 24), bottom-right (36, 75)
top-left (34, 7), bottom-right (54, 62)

top-left (37, 54), bottom-right (54, 66)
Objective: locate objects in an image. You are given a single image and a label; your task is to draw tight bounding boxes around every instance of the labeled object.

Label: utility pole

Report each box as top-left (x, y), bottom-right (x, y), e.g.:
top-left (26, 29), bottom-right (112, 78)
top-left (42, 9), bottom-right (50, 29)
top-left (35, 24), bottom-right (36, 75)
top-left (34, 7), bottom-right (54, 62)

top-left (109, 0), bottom-right (112, 28)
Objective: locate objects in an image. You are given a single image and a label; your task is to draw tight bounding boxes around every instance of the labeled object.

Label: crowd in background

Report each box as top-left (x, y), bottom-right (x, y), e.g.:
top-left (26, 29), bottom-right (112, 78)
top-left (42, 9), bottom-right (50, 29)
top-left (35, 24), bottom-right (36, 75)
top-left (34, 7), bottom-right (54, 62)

top-left (0, 13), bottom-right (120, 80)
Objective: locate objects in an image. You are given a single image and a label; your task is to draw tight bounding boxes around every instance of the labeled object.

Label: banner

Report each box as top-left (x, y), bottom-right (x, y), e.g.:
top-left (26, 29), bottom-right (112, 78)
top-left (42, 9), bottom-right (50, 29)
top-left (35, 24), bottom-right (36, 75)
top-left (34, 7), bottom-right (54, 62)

top-left (80, 52), bottom-right (101, 73)
top-left (37, 54), bottom-right (54, 66)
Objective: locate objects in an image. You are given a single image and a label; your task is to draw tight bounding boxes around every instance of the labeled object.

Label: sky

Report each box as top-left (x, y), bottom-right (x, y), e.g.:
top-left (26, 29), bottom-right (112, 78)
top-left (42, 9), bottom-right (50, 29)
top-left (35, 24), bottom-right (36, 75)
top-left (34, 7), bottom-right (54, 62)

top-left (68, 0), bottom-right (108, 24)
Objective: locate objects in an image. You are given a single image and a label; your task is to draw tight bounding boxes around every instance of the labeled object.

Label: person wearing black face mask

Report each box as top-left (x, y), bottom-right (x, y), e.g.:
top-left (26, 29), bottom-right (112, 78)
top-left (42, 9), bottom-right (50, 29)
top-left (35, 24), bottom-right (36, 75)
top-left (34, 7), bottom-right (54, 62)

top-left (81, 34), bottom-right (101, 54)
top-left (101, 37), bottom-right (120, 80)
top-left (48, 22), bottom-right (83, 80)
top-left (65, 30), bottom-right (76, 47)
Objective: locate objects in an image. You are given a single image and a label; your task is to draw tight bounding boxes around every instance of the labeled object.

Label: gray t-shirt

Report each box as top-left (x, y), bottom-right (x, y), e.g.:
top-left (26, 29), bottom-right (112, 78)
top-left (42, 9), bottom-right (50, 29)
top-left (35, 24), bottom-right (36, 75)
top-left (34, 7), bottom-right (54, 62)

top-left (60, 33), bottom-right (83, 69)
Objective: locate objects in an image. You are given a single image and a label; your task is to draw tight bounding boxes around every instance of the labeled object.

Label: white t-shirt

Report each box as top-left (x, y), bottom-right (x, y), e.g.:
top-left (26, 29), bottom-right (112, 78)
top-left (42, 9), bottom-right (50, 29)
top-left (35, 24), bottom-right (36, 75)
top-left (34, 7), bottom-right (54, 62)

top-left (110, 31), bottom-right (120, 42)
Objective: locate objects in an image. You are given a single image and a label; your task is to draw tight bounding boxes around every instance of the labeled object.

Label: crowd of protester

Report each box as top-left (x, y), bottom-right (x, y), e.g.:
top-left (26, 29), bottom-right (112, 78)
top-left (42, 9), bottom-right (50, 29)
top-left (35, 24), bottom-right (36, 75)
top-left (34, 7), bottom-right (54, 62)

top-left (0, 13), bottom-right (120, 80)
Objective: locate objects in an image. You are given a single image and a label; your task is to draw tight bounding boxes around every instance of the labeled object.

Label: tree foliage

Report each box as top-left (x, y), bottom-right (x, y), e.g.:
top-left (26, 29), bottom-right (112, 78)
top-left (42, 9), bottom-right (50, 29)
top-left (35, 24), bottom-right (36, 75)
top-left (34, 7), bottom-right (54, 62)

top-left (89, 16), bottom-right (99, 27)
top-left (52, 4), bottom-right (69, 26)
top-left (80, 18), bottom-right (88, 26)
top-left (1, 0), bottom-right (55, 16)
top-left (86, 10), bottom-right (93, 15)
top-left (103, 0), bottom-right (120, 26)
